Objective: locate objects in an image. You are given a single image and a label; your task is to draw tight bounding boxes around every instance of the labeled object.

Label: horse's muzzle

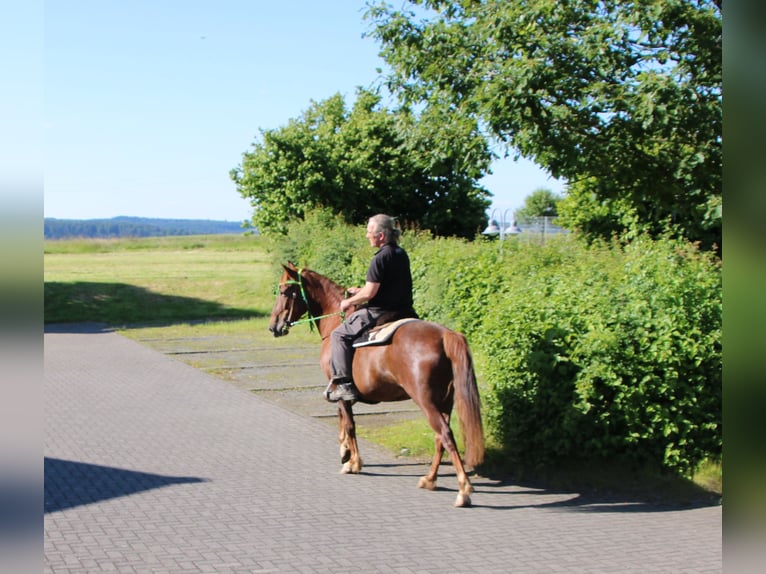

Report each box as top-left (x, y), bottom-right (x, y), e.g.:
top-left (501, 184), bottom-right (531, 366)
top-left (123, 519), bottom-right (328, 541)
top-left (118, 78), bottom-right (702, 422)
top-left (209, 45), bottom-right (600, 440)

top-left (268, 322), bottom-right (290, 337)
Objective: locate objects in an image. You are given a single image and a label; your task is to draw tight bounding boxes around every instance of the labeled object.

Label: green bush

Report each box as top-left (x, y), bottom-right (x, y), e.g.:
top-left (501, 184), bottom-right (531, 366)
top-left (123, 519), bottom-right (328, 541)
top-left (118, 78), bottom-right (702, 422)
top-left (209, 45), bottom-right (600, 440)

top-left (407, 235), bottom-right (485, 327)
top-left (433, 235), bottom-right (721, 475)
top-left (266, 208), bottom-right (369, 287)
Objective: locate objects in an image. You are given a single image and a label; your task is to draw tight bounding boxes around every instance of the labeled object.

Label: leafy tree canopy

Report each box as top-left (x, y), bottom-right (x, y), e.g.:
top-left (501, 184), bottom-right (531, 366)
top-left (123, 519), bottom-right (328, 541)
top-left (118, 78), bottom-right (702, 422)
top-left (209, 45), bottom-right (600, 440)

top-left (365, 0), bottom-right (722, 250)
top-left (231, 88), bottom-right (492, 238)
top-left (516, 187), bottom-right (562, 220)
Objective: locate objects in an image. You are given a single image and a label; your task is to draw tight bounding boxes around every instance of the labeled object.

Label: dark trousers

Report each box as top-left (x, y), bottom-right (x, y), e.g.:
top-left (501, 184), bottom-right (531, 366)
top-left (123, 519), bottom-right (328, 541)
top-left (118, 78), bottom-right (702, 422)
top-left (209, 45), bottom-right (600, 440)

top-left (329, 308), bottom-right (380, 381)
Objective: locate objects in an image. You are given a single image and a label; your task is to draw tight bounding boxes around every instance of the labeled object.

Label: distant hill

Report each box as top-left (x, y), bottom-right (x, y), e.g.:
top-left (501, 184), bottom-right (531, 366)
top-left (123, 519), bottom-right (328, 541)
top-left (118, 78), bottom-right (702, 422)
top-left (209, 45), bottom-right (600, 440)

top-left (44, 216), bottom-right (252, 239)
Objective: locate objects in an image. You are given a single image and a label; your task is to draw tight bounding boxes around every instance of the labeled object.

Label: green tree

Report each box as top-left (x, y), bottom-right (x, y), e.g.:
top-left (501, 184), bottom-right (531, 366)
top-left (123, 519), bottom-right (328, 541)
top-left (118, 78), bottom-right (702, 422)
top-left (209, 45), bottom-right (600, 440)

top-left (231, 88), bottom-right (492, 237)
top-left (366, 0), bottom-right (722, 250)
top-left (515, 187), bottom-right (562, 220)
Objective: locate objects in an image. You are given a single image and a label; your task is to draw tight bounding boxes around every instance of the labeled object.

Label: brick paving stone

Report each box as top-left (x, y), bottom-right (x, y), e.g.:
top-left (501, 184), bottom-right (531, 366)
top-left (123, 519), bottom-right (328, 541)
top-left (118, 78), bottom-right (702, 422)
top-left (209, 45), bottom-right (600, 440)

top-left (45, 327), bottom-right (721, 573)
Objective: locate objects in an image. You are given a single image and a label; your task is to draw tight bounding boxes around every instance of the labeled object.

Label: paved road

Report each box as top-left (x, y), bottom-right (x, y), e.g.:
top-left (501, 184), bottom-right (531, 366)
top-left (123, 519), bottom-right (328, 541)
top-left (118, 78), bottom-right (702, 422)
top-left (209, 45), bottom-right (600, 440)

top-left (129, 328), bottom-right (424, 430)
top-left (44, 326), bottom-right (722, 573)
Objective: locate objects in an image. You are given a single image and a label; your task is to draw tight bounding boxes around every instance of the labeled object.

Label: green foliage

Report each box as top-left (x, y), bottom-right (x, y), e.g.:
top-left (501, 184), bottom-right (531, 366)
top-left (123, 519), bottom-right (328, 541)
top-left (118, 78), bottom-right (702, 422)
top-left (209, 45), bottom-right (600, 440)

top-left (408, 236), bottom-right (506, 331)
top-left (265, 208), bottom-right (372, 288)
top-left (231, 89), bottom-right (491, 238)
top-left (366, 0), bottom-right (722, 250)
top-left (426, 234), bottom-right (720, 475)
top-left (515, 187), bottom-right (562, 219)
top-left (556, 179), bottom-right (636, 243)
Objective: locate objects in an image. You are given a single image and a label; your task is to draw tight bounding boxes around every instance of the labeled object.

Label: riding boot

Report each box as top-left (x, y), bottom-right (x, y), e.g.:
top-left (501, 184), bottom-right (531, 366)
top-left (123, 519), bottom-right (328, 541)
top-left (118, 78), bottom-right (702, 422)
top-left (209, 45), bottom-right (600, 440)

top-left (324, 378), bottom-right (360, 402)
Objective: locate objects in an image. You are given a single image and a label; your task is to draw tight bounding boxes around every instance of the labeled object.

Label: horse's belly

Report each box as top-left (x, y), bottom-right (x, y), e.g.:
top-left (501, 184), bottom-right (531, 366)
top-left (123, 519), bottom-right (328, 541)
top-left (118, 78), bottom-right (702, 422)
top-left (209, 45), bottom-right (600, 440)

top-left (352, 348), bottom-right (411, 402)
top-left (358, 386), bottom-right (411, 404)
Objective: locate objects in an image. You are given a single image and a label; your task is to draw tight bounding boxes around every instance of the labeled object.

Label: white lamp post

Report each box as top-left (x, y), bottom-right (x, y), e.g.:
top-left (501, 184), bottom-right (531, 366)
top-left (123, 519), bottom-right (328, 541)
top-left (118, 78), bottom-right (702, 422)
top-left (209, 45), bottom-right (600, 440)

top-left (482, 208), bottom-right (519, 240)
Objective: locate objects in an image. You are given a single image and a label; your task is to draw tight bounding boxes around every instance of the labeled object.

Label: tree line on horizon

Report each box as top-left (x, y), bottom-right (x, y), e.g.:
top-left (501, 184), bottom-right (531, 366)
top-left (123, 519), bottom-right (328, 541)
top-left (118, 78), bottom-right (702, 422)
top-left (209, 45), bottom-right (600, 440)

top-left (44, 217), bottom-right (248, 240)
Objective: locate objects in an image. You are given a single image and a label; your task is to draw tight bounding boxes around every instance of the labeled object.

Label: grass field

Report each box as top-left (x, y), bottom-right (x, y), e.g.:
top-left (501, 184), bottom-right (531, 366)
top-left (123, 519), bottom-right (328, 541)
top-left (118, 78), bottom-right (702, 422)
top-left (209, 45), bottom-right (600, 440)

top-left (44, 235), bottom-right (275, 326)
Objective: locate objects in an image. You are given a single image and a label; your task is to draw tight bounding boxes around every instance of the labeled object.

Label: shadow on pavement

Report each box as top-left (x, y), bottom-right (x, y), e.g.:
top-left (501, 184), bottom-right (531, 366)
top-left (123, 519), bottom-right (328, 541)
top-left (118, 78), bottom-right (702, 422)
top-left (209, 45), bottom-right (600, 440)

top-left (44, 322), bottom-right (113, 334)
top-left (355, 460), bottom-right (721, 513)
top-left (44, 457), bottom-right (207, 514)
top-left (470, 475), bottom-right (721, 513)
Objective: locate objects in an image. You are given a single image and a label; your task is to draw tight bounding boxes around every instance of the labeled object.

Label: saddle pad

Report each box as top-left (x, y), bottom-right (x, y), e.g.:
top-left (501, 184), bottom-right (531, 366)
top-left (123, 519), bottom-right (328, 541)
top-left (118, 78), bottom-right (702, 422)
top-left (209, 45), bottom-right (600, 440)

top-left (352, 318), bottom-right (420, 348)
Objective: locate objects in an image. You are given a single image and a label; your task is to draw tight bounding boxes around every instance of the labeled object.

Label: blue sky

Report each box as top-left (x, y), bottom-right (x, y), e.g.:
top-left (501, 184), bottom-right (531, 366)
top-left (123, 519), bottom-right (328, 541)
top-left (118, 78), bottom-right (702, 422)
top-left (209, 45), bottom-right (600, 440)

top-left (42, 0), bottom-right (564, 223)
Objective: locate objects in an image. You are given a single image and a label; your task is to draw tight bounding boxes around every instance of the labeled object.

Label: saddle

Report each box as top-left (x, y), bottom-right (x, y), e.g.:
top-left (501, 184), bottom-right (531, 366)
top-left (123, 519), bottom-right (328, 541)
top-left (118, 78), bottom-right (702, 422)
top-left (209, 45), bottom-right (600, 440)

top-left (352, 317), bottom-right (420, 348)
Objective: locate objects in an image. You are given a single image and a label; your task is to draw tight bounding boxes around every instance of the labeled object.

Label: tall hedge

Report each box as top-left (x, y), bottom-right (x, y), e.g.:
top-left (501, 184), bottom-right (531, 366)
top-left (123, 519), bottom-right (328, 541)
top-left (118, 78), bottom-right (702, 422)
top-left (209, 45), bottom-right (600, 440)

top-left (417, 235), bottom-right (721, 475)
top-left (269, 211), bottom-right (721, 475)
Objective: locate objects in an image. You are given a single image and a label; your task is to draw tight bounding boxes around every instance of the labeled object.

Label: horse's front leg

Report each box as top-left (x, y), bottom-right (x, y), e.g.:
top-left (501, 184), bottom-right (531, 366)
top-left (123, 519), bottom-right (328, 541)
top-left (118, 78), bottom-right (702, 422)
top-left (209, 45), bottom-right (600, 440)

top-left (338, 412), bottom-right (351, 464)
top-left (337, 401), bottom-right (362, 474)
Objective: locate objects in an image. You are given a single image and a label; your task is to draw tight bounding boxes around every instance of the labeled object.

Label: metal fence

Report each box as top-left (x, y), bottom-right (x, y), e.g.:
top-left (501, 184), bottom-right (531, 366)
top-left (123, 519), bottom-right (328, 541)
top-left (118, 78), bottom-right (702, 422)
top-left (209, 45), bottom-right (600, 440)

top-left (483, 215), bottom-right (568, 241)
top-left (515, 215), bottom-right (568, 236)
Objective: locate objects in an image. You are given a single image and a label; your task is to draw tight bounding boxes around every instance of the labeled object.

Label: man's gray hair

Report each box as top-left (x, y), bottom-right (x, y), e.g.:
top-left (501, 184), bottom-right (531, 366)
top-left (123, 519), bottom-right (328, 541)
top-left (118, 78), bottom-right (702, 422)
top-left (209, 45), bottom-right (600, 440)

top-left (369, 214), bottom-right (402, 244)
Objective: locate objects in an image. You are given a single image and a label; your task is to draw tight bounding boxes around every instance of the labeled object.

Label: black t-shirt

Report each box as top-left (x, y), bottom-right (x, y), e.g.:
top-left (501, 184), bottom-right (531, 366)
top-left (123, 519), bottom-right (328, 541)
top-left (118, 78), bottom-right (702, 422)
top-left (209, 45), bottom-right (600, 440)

top-left (366, 243), bottom-right (413, 310)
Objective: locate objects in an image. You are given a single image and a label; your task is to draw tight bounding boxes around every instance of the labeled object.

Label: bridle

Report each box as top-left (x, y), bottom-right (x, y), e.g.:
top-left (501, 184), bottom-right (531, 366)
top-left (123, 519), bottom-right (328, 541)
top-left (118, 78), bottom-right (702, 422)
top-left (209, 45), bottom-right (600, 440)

top-left (276, 268), bottom-right (344, 333)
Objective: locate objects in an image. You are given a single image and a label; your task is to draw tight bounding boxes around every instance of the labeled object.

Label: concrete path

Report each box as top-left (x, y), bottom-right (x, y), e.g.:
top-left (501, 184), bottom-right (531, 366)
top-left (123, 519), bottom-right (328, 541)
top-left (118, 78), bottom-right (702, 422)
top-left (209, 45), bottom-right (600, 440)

top-left (44, 326), bottom-right (721, 573)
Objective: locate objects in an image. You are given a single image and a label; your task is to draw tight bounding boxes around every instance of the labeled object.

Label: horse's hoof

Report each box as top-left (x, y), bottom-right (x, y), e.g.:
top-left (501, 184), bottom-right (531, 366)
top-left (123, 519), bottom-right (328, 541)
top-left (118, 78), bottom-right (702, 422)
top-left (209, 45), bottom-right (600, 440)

top-left (454, 493), bottom-right (472, 508)
top-left (418, 476), bottom-right (437, 490)
top-left (340, 460), bottom-right (362, 474)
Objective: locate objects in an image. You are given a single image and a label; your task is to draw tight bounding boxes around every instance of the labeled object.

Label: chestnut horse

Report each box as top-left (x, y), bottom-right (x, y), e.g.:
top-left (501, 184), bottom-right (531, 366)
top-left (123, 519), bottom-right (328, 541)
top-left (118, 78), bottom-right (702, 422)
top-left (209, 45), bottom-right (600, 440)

top-left (269, 262), bottom-right (484, 507)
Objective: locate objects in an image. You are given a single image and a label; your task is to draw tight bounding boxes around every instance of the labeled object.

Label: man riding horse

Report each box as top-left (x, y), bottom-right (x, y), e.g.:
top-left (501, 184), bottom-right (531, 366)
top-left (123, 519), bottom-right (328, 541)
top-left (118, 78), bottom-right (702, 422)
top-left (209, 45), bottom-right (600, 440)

top-left (270, 245), bottom-right (484, 505)
top-left (324, 213), bottom-right (418, 402)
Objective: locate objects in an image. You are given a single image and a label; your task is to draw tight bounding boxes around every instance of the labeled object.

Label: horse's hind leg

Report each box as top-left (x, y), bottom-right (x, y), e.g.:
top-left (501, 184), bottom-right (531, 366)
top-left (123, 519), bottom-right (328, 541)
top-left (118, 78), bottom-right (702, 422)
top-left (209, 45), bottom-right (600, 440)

top-left (446, 442), bottom-right (474, 507)
top-left (420, 409), bottom-right (474, 507)
top-left (418, 415), bottom-right (447, 491)
top-left (338, 401), bottom-right (362, 474)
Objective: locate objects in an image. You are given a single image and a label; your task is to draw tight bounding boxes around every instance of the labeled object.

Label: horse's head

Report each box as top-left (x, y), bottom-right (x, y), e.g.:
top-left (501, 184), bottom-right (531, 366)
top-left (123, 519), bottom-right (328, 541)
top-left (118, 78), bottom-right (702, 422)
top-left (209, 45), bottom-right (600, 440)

top-left (269, 263), bottom-right (310, 337)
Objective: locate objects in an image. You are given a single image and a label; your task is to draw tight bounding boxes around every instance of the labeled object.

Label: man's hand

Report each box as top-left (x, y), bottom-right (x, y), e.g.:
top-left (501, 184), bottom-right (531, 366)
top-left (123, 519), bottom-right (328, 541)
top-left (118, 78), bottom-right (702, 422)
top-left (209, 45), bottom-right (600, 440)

top-left (340, 298), bottom-right (354, 313)
top-left (340, 281), bottom-right (380, 313)
top-left (341, 287), bottom-right (360, 313)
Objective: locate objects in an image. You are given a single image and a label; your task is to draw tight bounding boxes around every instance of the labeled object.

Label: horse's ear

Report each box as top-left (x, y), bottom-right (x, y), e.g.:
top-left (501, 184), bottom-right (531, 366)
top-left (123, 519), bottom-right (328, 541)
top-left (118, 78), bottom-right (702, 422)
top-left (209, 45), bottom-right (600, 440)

top-left (286, 260), bottom-right (298, 269)
top-left (282, 263), bottom-right (298, 278)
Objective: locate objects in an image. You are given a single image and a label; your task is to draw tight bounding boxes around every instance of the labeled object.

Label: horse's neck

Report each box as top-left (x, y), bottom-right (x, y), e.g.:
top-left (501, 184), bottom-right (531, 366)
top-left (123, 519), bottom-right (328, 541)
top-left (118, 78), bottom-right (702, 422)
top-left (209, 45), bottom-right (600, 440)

top-left (304, 273), bottom-right (342, 313)
top-left (303, 271), bottom-right (345, 337)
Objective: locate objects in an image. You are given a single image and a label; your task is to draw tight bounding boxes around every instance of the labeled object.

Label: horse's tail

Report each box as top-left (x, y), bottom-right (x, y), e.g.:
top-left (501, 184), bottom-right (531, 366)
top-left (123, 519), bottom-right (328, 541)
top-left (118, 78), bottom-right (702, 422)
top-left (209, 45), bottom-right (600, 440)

top-left (443, 329), bottom-right (485, 468)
